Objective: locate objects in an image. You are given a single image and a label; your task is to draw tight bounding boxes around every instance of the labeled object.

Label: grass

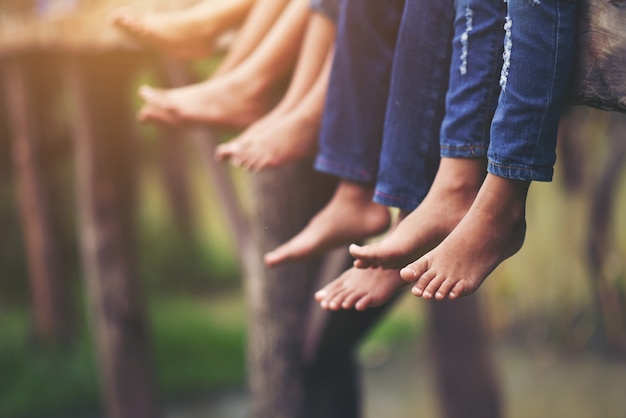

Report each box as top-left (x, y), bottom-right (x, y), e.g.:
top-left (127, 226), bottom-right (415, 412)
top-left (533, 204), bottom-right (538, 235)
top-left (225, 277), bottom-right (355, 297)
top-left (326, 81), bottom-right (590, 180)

top-left (0, 292), bottom-right (246, 418)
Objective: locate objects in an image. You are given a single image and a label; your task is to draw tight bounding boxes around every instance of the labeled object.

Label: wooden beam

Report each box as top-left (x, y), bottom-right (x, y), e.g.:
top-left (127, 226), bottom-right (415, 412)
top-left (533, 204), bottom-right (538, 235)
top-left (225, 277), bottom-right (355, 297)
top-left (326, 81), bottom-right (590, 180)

top-left (570, 0), bottom-right (626, 112)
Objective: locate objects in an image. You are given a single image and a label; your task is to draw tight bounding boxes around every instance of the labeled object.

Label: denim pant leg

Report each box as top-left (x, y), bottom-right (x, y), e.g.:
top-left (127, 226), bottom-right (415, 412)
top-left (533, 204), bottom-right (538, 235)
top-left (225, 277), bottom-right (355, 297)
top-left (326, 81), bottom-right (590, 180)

top-left (314, 0), bottom-right (404, 184)
top-left (488, 0), bottom-right (578, 181)
top-left (310, 0), bottom-right (342, 23)
top-left (374, 0), bottom-right (455, 211)
top-left (439, 0), bottom-right (506, 158)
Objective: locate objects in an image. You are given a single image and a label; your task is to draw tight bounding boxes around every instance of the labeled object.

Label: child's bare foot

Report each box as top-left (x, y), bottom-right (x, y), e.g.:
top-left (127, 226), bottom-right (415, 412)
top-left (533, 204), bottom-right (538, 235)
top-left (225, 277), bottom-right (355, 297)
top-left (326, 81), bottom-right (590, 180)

top-left (315, 267), bottom-right (406, 311)
top-left (264, 181), bottom-right (391, 266)
top-left (350, 158), bottom-right (486, 270)
top-left (215, 106), bottom-right (319, 170)
top-left (110, 7), bottom-right (217, 59)
top-left (401, 174), bottom-right (529, 300)
top-left (137, 74), bottom-right (273, 128)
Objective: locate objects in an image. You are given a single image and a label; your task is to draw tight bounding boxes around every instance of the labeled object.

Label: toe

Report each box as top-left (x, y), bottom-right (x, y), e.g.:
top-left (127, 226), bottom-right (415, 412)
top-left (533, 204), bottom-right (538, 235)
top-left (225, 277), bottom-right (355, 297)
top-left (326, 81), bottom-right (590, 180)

top-left (448, 281), bottom-right (467, 300)
top-left (422, 275), bottom-right (445, 300)
top-left (400, 255), bottom-right (430, 282)
top-left (139, 86), bottom-right (174, 111)
top-left (354, 295), bottom-right (372, 311)
top-left (411, 270), bottom-right (436, 297)
top-left (341, 291), bottom-right (363, 310)
top-left (435, 278), bottom-right (456, 300)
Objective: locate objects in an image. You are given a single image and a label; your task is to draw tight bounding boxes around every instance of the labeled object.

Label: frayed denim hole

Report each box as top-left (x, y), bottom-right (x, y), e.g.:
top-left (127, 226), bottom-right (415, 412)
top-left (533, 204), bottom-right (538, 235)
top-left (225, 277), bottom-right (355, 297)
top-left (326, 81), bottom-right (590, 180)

top-left (459, 6), bottom-right (473, 75)
top-left (500, 13), bottom-right (512, 90)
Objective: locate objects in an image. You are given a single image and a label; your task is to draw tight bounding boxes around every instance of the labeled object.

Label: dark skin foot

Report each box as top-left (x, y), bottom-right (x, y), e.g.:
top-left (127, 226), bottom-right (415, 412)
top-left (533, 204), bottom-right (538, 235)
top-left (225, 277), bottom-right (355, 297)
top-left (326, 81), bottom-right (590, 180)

top-left (401, 174), bottom-right (529, 300)
top-left (350, 158), bottom-right (486, 270)
top-left (264, 181), bottom-right (391, 267)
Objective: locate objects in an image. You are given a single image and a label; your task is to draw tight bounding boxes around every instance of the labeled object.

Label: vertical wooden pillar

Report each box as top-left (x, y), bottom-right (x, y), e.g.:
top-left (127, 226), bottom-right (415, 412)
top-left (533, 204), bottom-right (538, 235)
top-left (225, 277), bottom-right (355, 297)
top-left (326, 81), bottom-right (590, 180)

top-left (244, 161), bottom-right (339, 418)
top-left (66, 53), bottom-right (160, 418)
top-left (3, 56), bottom-right (72, 345)
top-left (428, 297), bottom-right (502, 418)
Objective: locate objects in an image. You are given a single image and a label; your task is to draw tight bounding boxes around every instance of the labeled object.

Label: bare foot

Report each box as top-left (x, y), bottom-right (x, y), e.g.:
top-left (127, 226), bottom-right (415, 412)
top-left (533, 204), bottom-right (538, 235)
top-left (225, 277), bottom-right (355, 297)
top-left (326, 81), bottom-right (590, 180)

top-left (110, 7), bottom-right (216, 59)
top-left (401, 174), bottom-right (529, 300)
top-left (137, 74), bottom-right (273, 128)
top-left (350, 158), bottom-right (486, 270)
top-left (215, 107), bottom-right (319, 170)
top-left (264, 181), bottom-right (391, 267)
top-left (315, 267), bottom-right (406, 311)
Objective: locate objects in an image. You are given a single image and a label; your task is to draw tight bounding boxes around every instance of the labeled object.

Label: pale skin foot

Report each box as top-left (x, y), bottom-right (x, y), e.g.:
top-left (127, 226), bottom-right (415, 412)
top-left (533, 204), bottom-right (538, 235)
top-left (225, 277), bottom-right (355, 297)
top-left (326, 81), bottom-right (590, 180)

top-left (315, 267), bottom-right (406, 311)
top-left (110, 7), bottom-right (215, 59)
top-left (264, 181), bottom-right (391, 267)
top-left (110, 0), bottom-right (252, 59)
top-left (401, 174), bottom-right (529, 300)
top-left (136, 73), bottom-right (274, 128)
top-left (350, 158), bottom-right (486, 270)
top-left (215, 47), bottom-right (334, 170)
top-left (215, 107), bottom-right (320, 170)
top-left (215, 15), bottom-right (336, 170)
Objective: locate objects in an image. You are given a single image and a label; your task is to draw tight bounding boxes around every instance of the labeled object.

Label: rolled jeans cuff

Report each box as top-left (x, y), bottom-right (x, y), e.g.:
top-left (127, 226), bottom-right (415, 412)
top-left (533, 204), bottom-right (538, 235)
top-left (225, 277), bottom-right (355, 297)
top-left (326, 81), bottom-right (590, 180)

top-left (314, 155), bottom-right (376, 185)
top-left (488, 160), bottom-right (553, 182)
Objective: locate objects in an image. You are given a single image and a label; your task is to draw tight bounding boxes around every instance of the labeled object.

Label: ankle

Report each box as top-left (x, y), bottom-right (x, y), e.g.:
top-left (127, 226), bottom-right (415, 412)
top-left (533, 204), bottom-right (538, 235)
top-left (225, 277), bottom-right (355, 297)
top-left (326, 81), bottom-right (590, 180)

top-left (476, 174), bottom-right (529, 223)
top-left (436, 157), bottom-right (486, 194)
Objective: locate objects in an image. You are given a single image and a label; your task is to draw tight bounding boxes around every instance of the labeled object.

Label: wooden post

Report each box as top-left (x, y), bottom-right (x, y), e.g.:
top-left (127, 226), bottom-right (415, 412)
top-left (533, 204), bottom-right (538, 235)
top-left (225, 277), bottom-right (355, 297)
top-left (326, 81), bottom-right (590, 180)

top-left (428, 297), bottom-right (502, 418)
top-left (586, 112), bottom-right (626, 353)
top-left (2, 56), bottom-right (73, 345)
top-left (244, 162), bottom-right (344, 418)
top-left (65, 52), bottom-right (160, 418)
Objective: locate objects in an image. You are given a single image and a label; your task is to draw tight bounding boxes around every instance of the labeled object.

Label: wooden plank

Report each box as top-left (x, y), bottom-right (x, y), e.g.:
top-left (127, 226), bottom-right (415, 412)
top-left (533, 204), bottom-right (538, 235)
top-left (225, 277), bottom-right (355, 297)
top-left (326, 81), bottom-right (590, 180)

top-left (570, 0), bottom-right (626, 112)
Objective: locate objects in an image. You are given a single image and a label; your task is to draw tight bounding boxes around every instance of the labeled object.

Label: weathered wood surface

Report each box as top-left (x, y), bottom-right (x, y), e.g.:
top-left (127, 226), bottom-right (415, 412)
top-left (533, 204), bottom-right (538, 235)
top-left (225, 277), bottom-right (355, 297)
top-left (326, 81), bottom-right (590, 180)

top-left (570, 0), bottom-right (626, 112)
top-left (3, 56), bottom-right (74, 345)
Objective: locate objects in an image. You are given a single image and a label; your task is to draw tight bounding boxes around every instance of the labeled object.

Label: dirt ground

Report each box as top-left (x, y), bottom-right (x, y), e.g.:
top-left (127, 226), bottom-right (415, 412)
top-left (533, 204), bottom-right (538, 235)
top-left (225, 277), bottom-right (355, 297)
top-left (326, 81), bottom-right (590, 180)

top-left (166, 340), bottom-right (626, 418)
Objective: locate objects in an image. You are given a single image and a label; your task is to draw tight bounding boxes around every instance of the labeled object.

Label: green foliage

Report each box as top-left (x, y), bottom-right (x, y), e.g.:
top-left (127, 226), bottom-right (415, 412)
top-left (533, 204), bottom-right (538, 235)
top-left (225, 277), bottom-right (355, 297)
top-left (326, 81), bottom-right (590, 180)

top-left (0, 293), bottom-right (246, 418)
top-left (151, 295), bottom-right (246, 394)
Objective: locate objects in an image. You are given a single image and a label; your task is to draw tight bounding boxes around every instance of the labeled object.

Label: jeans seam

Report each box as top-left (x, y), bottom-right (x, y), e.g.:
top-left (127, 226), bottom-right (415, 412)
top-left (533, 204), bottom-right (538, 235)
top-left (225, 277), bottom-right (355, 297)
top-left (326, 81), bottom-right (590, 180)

top-left (530, 1), bottom-right (558, 167)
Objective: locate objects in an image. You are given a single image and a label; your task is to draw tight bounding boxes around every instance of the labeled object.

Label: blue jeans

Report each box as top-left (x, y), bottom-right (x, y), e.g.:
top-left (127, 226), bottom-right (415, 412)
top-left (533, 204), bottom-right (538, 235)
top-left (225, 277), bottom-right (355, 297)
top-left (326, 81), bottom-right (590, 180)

top-left (374, 0), bottom-right (454, 210)
top-left (315, 0), bottom-right (454, 211)
top-left (315, 0), bottom-right (404, 185)
top-left (441, 0), bottom-right (578, 182)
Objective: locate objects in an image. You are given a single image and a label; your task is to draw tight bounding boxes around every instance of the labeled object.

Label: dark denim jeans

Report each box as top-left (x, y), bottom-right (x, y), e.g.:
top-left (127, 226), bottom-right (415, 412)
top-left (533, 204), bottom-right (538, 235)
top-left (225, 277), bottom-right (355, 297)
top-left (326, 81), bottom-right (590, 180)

top-left (314, 0), bottom-right (404, 185)
top-left (374, 0), bottom-right (454, 210)
top-left (315, 0), bottom-right (454, 211)
top-left (441, 0), bottom-right (578, 181)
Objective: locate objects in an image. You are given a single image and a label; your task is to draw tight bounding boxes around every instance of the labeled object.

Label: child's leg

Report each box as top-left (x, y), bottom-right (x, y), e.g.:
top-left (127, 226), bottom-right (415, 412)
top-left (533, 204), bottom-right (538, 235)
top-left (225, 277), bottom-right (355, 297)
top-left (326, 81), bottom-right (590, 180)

top-left (111, 0), bottom-right (258, 60)
top-left (403, 0), bottom-right (579, 299)
top-left (351, 0), bottom-right (506, 269)
top-left (217, 46), bottom-right (335, 170)
top-left (137, 0), bottom-right (311, 128)
top-left (215, 6), bottom-right (338, 169)
top-left (215, 0), bottom-right (291, 75)
top-left (317, 0), bottom-right (455, 309)
top-left (264, 0), bottom-right (404, 266)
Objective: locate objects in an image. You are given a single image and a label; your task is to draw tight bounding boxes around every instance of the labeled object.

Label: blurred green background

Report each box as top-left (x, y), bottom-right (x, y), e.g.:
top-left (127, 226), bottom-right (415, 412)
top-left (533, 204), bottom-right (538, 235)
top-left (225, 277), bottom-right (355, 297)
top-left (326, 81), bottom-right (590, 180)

top-left (1, 45), bottom-right (626, 418)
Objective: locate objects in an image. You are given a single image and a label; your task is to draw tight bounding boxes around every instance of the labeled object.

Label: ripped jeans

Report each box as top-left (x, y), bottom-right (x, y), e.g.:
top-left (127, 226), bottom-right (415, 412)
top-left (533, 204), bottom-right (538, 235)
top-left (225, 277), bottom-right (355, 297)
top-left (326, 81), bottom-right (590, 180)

top-left (441, 0), bottom-right (578, 181)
